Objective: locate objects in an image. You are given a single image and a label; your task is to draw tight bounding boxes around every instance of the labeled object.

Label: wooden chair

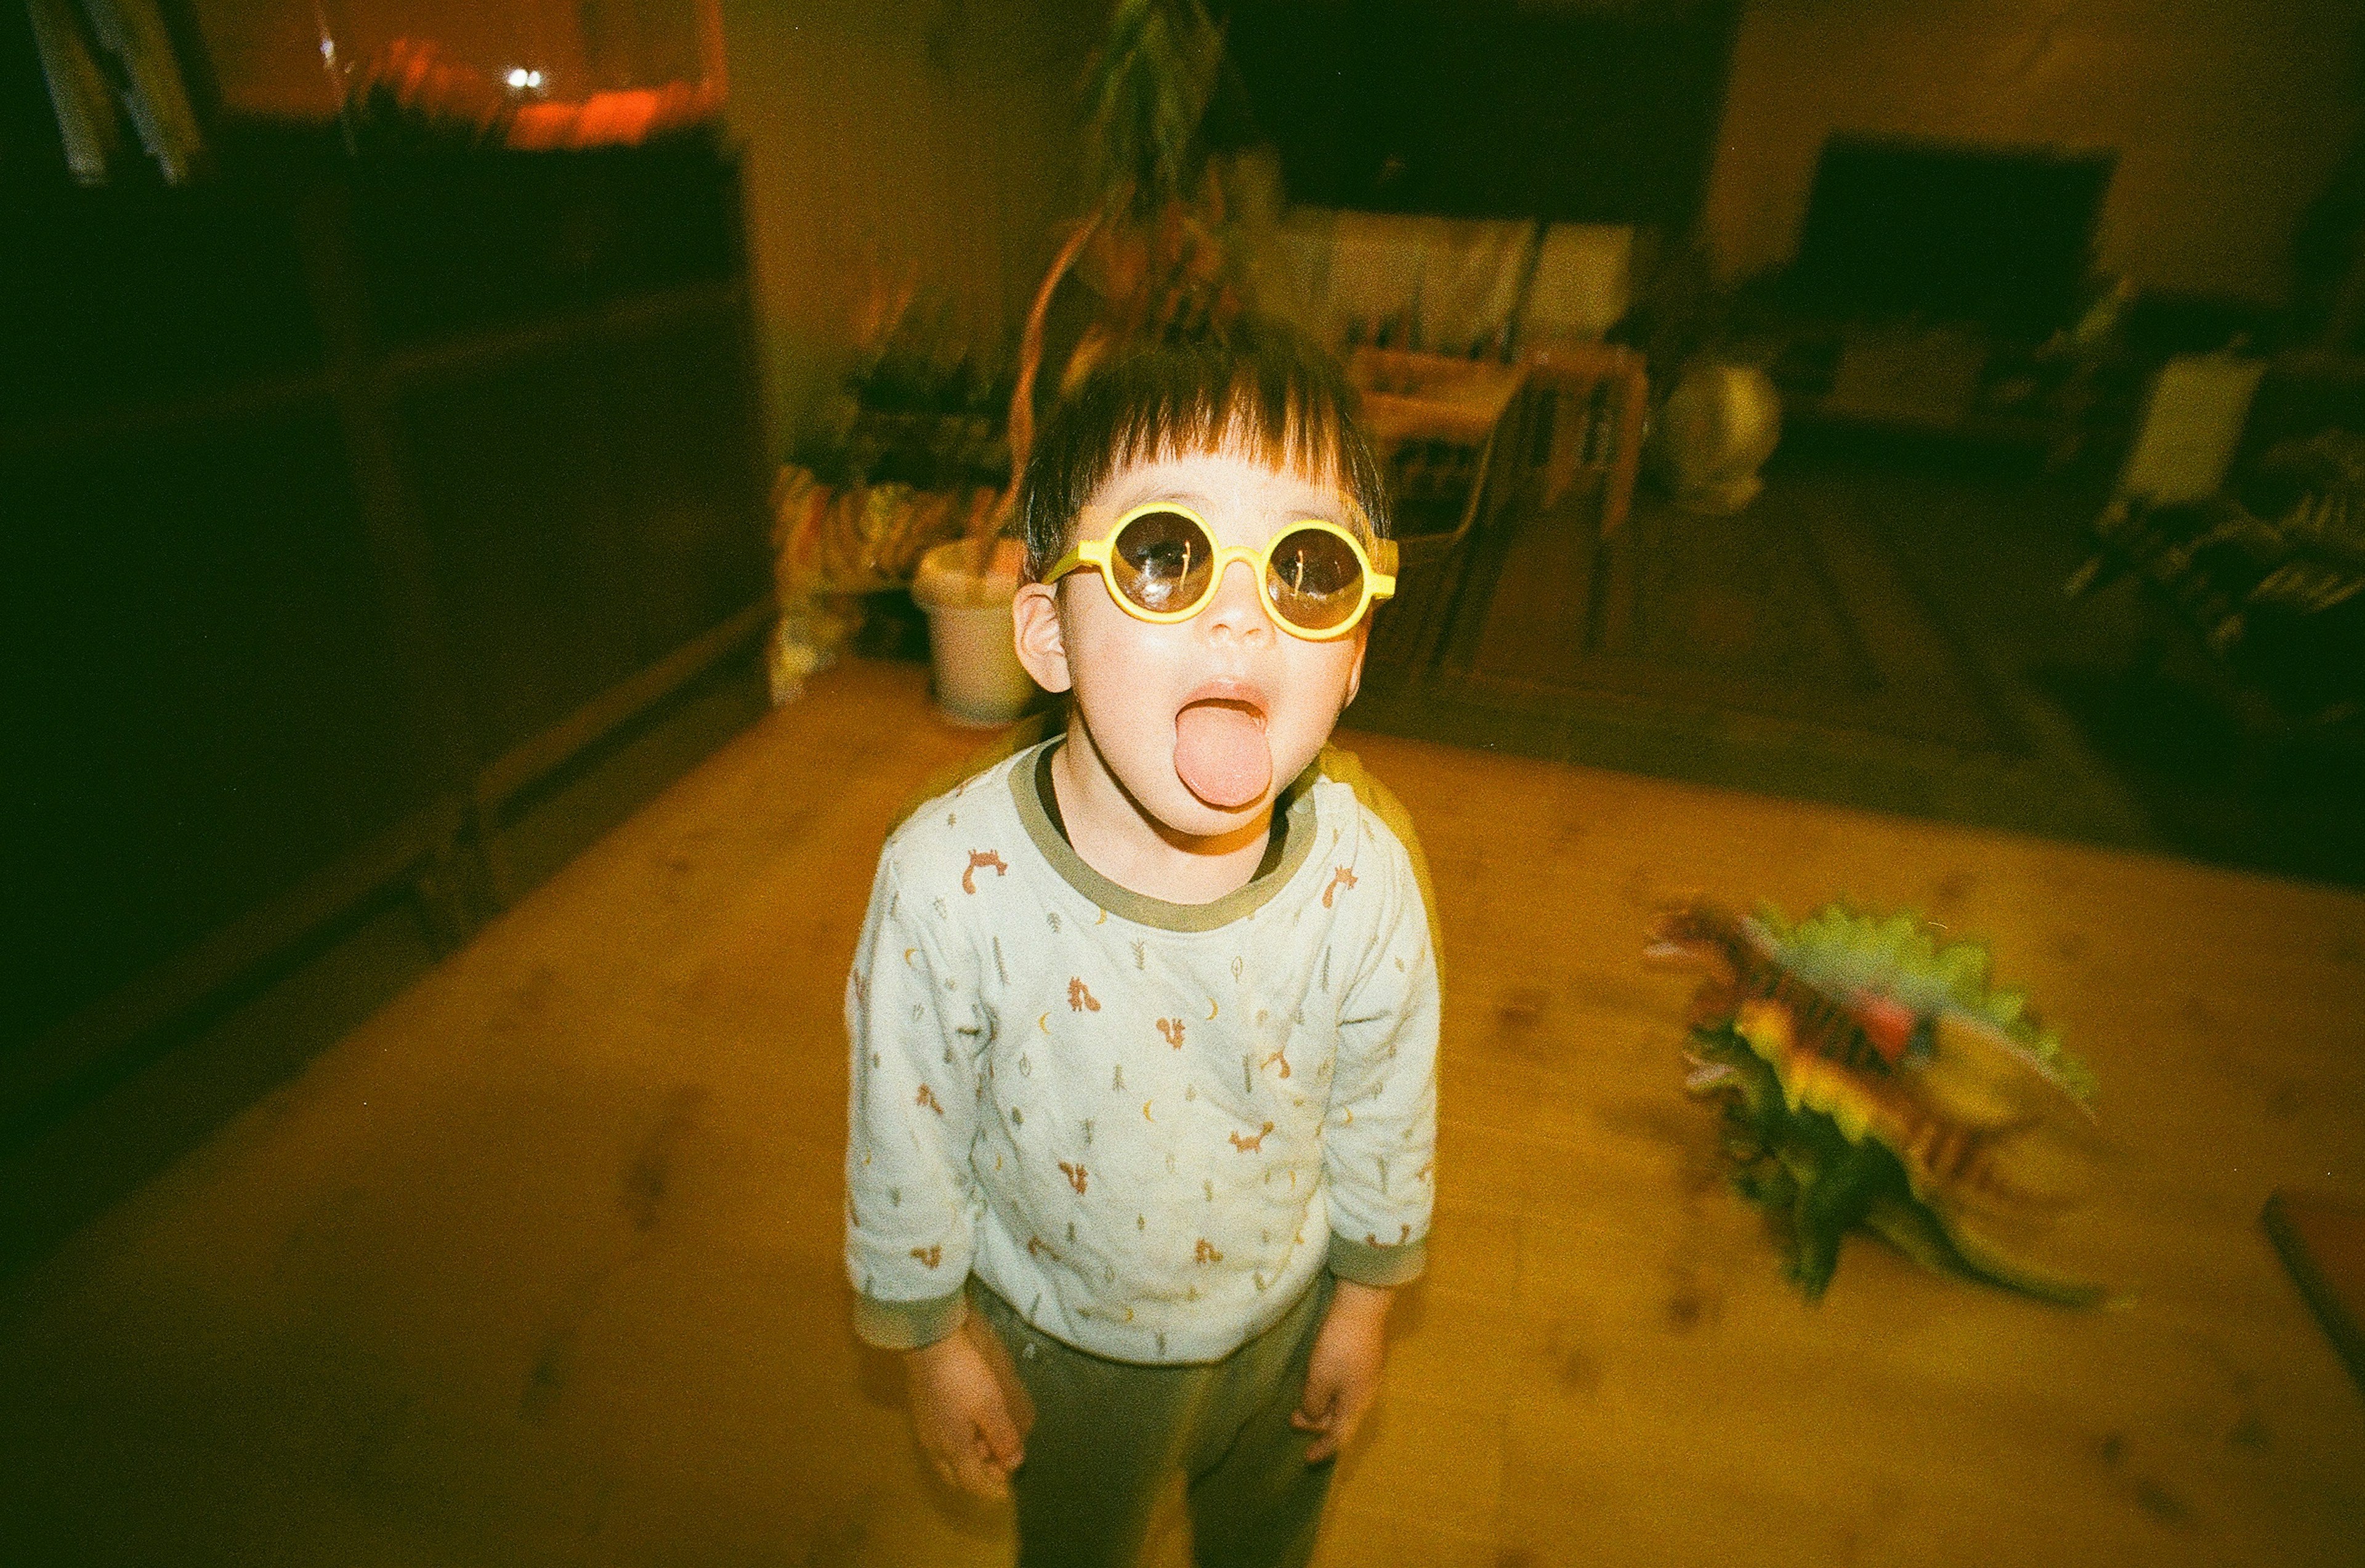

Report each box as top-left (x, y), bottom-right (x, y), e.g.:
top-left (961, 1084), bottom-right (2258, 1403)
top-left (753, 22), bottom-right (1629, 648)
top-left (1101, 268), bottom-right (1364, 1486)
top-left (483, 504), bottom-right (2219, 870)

top-left (1519, 337), bottom-right (1649, 536)
top-left (1344, 348), bottom-right (1530, 674)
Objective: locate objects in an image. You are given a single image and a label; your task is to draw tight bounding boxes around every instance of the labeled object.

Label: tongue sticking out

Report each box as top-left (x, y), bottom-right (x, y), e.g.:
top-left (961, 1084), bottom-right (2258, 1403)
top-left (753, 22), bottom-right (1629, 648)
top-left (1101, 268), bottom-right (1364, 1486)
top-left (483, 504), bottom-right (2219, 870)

top-left (1174, 701), bottom-right (1272, 809)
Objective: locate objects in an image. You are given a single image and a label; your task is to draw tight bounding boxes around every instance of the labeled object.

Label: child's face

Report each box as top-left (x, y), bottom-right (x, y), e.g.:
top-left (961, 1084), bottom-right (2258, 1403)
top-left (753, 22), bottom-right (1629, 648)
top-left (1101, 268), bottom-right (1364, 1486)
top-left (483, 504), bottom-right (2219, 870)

top-left (1013, 445), bottom-right (1371, 843)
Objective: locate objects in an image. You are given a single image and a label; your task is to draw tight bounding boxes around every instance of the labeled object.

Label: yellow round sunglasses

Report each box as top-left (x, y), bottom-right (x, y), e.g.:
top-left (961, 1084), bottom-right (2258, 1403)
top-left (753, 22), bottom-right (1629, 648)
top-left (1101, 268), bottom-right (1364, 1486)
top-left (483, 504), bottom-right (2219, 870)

top-left (1042, 502), bottom-right (1398, 641)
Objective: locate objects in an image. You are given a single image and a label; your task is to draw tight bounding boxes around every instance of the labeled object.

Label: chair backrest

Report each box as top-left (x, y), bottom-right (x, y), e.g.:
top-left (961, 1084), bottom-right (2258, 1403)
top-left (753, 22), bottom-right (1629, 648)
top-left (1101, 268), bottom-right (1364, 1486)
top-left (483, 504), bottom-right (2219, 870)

top-left (1346, 347), bottom-right (1529, 561)
top-left (1518, 339), bottom-right (1649, 536)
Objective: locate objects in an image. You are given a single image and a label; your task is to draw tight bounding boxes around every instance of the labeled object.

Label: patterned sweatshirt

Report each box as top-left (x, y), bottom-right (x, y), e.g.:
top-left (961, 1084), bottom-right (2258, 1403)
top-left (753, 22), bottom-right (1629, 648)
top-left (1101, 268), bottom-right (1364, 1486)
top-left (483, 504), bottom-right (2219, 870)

top-left (844, 737), bottom-right (1439, 1365)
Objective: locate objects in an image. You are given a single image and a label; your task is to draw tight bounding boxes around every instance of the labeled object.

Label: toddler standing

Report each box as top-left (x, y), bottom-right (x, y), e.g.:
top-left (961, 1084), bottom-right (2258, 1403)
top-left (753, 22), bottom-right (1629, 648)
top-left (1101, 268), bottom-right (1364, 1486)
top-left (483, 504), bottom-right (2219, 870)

top-left (845, 323), bottom-right (1441, 1568)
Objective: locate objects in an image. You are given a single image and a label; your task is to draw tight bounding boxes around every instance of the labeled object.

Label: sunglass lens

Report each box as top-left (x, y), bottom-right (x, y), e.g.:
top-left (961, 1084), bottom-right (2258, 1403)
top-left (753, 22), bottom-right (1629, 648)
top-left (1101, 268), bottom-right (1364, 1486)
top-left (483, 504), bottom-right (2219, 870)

top-left (1112, 510), bottom-right (1215, 614)
top-left (1263, 527), bottom-right (1364, 632)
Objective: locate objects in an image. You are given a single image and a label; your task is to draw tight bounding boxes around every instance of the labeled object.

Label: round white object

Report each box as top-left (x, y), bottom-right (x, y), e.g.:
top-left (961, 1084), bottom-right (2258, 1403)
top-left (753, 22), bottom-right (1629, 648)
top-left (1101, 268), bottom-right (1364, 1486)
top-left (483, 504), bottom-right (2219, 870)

top-left (1655, 363), bottom-right (1782, 514)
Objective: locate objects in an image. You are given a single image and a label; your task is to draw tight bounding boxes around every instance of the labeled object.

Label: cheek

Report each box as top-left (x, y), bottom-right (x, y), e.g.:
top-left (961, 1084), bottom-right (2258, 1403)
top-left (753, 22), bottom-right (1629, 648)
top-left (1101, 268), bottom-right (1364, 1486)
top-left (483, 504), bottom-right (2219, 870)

top-left (1290, 643), bottom-right (1363, 713)
top-left (1256, 652), bottom-right (1357, 772)
top-left (1067, 618), bottom-right (1184, 740)
top-left (1068, 607), bottom-right (1154, 687)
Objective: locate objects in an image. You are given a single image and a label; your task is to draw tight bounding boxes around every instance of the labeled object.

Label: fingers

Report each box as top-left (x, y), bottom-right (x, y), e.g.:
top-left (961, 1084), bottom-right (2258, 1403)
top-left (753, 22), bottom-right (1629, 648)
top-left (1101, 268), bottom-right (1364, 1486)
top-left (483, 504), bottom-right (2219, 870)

top-left (1300, 1394), bottom-right (1352, 1462)
top-left (928, 1428), bottom-right (1017, 1501)
top-left (1295, 1362), bottom-right (1338, 1426)
top-left (979, 1408), bottom-right (1027, 1473)
top-left (1292, 1379), bottom-right (1339, 1459)
top-left (1303, 1393), bottom-right (1364, 1463)
top-left (908, 1325), bottom-right (1027, 1500)
top-left (940, 1452), bottom-right (1011, 1501)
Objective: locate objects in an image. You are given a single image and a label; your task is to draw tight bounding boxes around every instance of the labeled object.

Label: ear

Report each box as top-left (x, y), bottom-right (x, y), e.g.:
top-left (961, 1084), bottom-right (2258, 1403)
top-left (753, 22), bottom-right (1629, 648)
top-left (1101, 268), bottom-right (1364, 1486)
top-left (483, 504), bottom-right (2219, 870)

top-left (1012, 582), bottom-right (1073, 694)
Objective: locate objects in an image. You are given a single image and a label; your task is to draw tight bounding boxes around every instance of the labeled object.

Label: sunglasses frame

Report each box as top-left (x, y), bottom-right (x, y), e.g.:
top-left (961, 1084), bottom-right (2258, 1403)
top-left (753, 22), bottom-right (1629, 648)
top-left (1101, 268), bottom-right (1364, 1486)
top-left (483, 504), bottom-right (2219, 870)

top-left (1043, 501), bottom-right (1399, 642)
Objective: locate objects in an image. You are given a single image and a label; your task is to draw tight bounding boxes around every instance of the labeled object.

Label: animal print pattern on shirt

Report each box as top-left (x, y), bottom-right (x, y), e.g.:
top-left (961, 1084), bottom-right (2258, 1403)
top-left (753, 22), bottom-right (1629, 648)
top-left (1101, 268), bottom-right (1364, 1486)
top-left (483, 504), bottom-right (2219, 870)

top-left (843, 741), bottom-right (1439, 1365)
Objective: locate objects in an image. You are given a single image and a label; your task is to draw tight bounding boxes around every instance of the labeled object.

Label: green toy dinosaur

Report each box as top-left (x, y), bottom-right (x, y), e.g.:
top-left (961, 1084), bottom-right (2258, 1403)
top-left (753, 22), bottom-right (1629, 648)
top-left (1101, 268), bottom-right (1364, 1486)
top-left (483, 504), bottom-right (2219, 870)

top-left (1649, 901), bottom-right (2106, 1306)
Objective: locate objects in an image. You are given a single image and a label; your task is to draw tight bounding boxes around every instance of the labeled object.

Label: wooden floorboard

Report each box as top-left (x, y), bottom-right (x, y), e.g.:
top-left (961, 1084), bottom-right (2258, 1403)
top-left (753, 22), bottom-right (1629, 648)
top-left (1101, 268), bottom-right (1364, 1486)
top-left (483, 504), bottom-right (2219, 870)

top-left (1, 657), bottom-right (2359, 1566)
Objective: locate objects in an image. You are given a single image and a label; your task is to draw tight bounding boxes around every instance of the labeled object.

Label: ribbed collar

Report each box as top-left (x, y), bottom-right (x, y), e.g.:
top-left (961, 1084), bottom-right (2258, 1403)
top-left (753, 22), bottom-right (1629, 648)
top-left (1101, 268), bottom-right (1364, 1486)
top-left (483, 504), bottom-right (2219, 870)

top-left (1009, 738), bottom-right (1319, 932)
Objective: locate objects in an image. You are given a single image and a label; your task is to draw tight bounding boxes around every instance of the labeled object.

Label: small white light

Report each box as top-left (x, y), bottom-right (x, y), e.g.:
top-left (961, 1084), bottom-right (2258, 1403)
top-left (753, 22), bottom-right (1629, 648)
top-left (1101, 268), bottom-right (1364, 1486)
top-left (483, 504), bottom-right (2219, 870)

top-left (506, 67), bottom-right (531, 88)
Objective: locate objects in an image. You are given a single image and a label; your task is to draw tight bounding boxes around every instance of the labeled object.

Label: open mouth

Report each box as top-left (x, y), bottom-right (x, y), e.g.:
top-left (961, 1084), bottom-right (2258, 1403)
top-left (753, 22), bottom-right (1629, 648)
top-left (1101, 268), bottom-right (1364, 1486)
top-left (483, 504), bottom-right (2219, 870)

top-left (1173, 687), bottom-right (1271, 810)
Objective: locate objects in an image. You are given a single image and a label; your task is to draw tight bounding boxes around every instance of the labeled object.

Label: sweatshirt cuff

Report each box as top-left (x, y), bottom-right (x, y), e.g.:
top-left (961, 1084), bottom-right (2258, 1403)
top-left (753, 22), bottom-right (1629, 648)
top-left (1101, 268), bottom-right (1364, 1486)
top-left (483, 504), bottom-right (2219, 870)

top-left (1327, 1229), bottom-right (1428, 1288)
top-left (851, 1284), bottom-right (969, 1351)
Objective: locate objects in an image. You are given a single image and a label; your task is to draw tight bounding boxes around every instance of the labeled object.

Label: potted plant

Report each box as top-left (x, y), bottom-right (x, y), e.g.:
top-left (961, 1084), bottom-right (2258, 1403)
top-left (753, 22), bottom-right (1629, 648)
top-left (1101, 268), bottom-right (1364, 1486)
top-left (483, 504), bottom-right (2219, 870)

top-left (766, 286), bottom-right (1006, 705)
top-left (897, 0), bottom-right (1247, 724)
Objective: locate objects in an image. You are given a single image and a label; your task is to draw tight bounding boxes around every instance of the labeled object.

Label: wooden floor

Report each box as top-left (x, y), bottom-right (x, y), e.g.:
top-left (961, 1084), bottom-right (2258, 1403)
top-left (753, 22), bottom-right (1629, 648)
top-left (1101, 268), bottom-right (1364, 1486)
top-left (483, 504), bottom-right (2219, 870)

top-left (4, 657), bottom-right (2361, 1567)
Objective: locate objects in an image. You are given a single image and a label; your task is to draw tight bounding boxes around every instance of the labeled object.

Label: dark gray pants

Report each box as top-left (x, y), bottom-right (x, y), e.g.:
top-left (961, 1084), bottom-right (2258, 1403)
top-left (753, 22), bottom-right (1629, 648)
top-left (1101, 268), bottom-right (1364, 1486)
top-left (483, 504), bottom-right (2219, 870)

top-left (970, 1274), bottom-right (1336, 1568)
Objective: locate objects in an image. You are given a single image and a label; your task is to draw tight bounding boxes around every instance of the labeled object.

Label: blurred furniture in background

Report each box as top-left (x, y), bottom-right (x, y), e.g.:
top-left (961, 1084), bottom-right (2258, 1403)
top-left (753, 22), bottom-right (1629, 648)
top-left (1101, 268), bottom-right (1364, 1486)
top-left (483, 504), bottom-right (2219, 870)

top-left (1351, 346), bottom-right (1527, 448)
top-left (1264, 206), bottom-right (1649, 537)
top-left (1522, 224), bottom-right (1640, 348)
top-left (1269, 210), bottom-right (1535, 357)
top-left (1266, 217), bottom-right (1652, 681)
top-left (1519, 337), bottom-right (1649, 535)
top-left (1264, 210), bottom-right (1645, 365)
top-left (1346, 347), bottom-right (1528, 675)
top-left (1752, 134), bottom-right (2120, 462)
top-left (2069, 355), bottom-right (2365, 746)
top-left (4, 128), bottom-right (770, 1243)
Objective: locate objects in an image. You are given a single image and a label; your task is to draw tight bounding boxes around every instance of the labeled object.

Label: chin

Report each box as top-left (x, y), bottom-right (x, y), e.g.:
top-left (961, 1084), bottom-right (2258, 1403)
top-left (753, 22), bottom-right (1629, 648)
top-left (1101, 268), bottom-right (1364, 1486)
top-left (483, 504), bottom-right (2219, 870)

top-left (1149, 779), bottom-right (1267, 838)
top-left (1107, 748), bottom-right (1270, 841)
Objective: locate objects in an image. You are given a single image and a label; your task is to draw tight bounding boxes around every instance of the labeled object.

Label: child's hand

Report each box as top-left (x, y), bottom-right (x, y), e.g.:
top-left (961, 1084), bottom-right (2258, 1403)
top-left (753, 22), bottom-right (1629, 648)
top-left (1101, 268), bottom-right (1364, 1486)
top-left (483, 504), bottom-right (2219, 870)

top-left (1292, 1278), bottom-right (1393, 1463)
top-left (904, 1314), bottom-right (1032, 1499)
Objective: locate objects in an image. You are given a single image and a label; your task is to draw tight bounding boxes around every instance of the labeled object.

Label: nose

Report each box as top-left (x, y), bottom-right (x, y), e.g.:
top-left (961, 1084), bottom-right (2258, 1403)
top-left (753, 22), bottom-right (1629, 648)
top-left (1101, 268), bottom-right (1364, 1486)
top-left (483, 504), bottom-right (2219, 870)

top-left (1197, 554), bottom-right (1272, 641)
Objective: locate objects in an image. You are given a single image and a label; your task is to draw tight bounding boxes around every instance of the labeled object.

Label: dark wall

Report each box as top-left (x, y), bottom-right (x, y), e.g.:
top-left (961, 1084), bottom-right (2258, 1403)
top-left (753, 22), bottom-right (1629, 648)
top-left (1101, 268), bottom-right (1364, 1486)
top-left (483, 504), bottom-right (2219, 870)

top-left (1219, 0), bottom-right (1741, 229)
top-left (5, 132), bottom-right (770, 1141)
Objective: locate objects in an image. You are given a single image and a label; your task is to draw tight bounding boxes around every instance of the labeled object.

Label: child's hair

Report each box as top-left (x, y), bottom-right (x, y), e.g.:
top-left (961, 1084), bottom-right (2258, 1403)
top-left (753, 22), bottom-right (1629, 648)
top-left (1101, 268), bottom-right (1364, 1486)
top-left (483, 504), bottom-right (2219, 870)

top-left (1015, 319), bottom-right (1392, 584)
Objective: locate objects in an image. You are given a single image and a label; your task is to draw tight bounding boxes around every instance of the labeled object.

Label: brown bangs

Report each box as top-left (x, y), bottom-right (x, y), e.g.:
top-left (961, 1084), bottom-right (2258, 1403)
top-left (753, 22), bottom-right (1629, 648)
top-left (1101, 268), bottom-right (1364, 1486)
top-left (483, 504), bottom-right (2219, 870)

top-left (1016, 323), bottom-right (1391, 583)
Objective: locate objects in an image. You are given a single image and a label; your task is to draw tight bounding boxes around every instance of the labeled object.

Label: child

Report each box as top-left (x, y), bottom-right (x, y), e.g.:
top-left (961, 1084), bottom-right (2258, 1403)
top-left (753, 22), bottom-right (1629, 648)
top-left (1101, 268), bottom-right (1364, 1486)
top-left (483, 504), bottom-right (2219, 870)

top-left (843, 323), bottom-right (1441, 1568)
